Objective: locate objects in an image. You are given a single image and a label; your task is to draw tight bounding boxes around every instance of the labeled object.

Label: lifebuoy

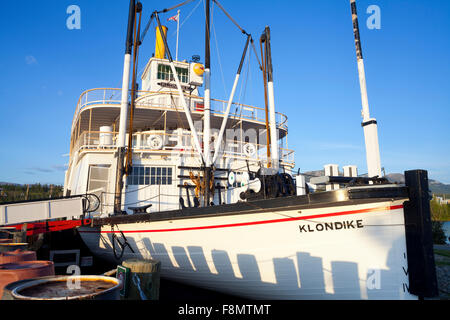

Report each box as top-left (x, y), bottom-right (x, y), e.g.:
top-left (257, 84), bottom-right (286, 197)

top-left (228, 172), bottom-right (235, 186)
top-left (243, 143), bottom-right (256, 157)
top-left (147, 135), bottom-right (163, 149)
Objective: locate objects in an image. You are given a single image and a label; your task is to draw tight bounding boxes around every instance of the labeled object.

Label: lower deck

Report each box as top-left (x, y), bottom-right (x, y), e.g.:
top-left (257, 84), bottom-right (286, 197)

top-left (65, 149), bottom-right (294, 217)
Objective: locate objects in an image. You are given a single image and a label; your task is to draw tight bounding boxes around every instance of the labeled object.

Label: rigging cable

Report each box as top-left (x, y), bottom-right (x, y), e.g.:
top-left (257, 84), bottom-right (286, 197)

top-left (250, 38), bottom-right (263, 70)
top-left (211, 0), bottom-right (262, 69)
top-left (140, 13), bottom-right (154, 43)
top-left (210, 1), bottom-right (228, 97)
top-left (141, 0), bottom-right (198, 42)
top-left (157, 0), bottom-right (196, 14)
top-left (231, 48), bottom-right (251, 130)
top-left (171, 0), bottom-right (203, 37)
top-left (212, 0), bottom-right (263, 71)
top-left (212, 0), bottom-right (248, 35)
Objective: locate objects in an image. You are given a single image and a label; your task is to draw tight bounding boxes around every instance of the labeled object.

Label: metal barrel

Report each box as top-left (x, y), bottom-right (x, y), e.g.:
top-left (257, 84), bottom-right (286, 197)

top-left (10, 275), bottom-right (121, 300)
top-left (0, 260), bottom-right (55, 298)
top-left (0, 250), bottom-right (37, 264)
top-left (0, 243), bottom-right (28, 253)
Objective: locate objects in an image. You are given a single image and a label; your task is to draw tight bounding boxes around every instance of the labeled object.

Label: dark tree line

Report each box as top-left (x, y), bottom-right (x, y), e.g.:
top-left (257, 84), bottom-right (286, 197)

top-left (0, 183), bottom-right (64, 203)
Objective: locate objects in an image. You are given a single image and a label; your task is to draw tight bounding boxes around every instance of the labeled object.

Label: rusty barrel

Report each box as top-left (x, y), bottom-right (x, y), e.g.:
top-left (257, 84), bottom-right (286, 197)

top-left (1, 276), bottom-right (57, 300)
top-left (11, 275), bottom-right (121, 300)
top-left (0, 260), bottom-right (55, 298)
top-left (0, 250), bottom-right (37, 264)
top-left (0, 243), bottom-right (28, 253)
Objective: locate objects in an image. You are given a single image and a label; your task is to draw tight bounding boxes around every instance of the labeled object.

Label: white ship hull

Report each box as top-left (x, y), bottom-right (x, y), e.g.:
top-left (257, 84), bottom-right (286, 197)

top-left (79, 197), bottom-right (417, 300)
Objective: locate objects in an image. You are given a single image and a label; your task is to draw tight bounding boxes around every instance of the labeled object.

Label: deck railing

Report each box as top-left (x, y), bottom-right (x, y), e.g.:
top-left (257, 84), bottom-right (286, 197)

top-left (73, 130), bottom-right (295, 166)
top-left (71, 88), bottom-right (288, 134)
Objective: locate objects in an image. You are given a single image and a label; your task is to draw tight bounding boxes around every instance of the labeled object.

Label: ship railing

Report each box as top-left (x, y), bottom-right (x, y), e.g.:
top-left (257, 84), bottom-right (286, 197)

top-left (136, 93), bottom-right (288, 129)
top-left (71, 88), bottom-right (288, 134)
top-left (73, 130), bottom-right (294, 166)
top-left (208, 98), bottom-right (288, 131)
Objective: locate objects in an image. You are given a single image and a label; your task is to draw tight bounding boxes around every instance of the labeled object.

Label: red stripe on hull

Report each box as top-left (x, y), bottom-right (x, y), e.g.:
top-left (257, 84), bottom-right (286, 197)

top-left (79, 204), bottom-right (404, 234)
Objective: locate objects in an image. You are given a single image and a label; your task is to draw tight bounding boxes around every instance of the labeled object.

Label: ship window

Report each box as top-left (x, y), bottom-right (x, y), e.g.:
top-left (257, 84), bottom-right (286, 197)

top-left (127, 165), bottom-right (174, 186)
top-left (157, 64), bottom-right (188, 83)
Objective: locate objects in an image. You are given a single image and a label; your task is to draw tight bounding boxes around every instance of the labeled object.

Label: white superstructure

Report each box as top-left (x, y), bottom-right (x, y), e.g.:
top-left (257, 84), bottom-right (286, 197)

top-left (64, 54), bottom-right (293, 216)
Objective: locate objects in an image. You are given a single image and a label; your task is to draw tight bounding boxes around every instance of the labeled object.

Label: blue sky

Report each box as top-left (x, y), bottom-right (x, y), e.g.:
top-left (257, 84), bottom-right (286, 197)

top-left (0, 0), bottom-right (449, 185)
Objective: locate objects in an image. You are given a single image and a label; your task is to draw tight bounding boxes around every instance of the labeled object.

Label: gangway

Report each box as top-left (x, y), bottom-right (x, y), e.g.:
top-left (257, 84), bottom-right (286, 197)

top-left (0, 194), bottom-right (99, 235)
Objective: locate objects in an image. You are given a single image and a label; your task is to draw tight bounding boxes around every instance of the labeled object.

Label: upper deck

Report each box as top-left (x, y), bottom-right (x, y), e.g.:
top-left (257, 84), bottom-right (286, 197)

top-left (68, 88), bottom-right (294, 167)
top-left (70, 88), bottom-right (288, 136)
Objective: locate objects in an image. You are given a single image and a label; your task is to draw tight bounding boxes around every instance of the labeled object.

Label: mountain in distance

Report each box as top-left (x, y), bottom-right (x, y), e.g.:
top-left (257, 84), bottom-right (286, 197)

top-left (428, 180), bottom-right (450, 195)
top-left (385, 173), bottom-right (405, 184)
top-left (0, 182), bottom-right (20, 186)
top-left (385, 173), bottom-right (450, 195)
top-left (302, 170), bottom-right (324, 180)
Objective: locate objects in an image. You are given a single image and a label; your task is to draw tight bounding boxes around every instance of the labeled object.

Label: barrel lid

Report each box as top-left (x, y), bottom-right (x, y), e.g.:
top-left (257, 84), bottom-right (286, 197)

top-left (12, 275), bottom-right (120, 300)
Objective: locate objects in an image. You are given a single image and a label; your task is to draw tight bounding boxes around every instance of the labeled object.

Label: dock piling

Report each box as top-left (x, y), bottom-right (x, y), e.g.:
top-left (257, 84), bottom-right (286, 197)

top-left (120, 258), bottom-right (161, 300)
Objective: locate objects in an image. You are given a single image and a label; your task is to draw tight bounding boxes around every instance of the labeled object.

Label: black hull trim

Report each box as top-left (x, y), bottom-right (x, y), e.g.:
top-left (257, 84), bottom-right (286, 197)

top-left (92, 185), bottom-right (408, 227)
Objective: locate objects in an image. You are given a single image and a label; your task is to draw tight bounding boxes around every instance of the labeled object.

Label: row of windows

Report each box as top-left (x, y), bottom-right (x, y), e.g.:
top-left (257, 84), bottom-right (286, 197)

top-left (127, 166), bottom-right (173, 186)
top-left (157, 64), bottom-right (188, 83)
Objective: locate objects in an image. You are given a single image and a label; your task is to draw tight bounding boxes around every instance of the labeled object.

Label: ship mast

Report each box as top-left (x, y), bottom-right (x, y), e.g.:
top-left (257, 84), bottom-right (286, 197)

top-left (204, 0), bottom-right (212, 206)
top-left (350, 0), bottom-right (382, 178)
top-left (260, 26), bottom-right (279, 170)
top-left (114, 0), bottom-right (136, 214)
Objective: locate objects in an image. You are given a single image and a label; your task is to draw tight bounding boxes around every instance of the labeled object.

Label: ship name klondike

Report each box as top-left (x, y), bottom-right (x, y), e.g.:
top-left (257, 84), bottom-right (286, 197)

top-left (299, 219), bottom-right (364, 233)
